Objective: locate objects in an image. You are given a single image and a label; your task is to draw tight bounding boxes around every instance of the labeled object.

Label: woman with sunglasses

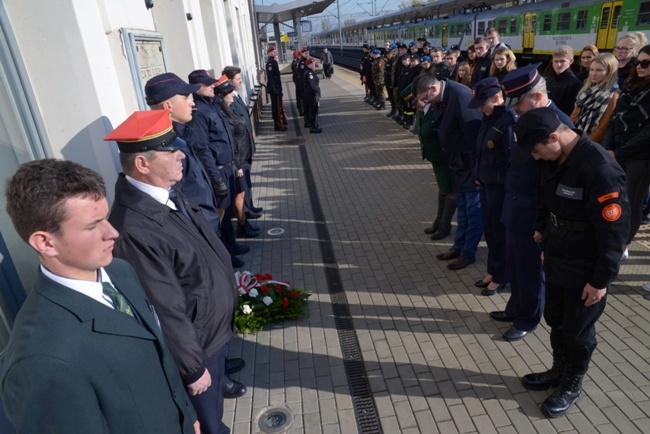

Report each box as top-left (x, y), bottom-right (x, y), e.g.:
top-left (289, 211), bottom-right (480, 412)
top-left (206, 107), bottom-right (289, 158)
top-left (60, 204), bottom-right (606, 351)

top-left (603, 45), bottom-right (650, 259)
top-left (570, 53), bottom-right (619, 144)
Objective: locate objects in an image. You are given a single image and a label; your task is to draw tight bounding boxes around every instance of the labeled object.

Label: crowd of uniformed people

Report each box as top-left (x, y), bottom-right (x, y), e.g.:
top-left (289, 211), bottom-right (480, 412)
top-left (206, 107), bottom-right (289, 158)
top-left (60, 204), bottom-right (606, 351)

top-left (347, 27), bottom-right (650, 418)
top-left (2, 63), bottom-right (268, 433)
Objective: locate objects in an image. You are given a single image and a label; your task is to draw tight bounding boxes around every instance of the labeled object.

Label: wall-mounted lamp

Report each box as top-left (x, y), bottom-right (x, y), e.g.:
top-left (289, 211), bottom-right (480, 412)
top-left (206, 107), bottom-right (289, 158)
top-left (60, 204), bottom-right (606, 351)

top-left (145, 0), bottom-right (154, 9)
top-left (186, 13), bottom-right (193, 21)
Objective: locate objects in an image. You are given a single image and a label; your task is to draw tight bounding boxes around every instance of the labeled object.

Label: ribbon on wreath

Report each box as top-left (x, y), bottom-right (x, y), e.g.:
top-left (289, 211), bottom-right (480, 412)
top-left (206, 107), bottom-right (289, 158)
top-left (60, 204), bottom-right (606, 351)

top-left (235, 271), bottom-right (257, 295)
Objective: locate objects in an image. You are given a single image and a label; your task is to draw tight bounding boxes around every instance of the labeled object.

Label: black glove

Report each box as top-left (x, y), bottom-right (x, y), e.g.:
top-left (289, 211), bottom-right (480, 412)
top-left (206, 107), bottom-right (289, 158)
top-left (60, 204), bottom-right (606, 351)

top-left (212, 179), bottom-right (228, 198)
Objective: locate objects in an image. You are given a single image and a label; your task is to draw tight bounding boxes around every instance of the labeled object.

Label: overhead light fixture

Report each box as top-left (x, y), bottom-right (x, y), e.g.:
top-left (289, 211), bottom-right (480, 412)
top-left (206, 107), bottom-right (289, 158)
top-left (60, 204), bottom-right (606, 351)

top-left (186, 13), bottom-right (193, 21)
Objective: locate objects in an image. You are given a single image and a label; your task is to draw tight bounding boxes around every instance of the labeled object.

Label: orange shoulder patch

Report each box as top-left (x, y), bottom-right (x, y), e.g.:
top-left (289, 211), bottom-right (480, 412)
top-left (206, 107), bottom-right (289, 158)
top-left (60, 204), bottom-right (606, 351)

top-left (602, 203), bottom-right (622, 222)
top-left (597, 192), bottom-right (619, 203)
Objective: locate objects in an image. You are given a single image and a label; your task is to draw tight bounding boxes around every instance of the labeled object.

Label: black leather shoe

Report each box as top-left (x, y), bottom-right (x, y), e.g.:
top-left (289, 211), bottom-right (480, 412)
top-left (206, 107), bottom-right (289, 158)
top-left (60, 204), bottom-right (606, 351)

top-left (481, 283), bottom-right (507, 296)
top-left (223, 378), bottom-right (247, 399)
top-left (475, 279), bottom-right (491, 288)
top-left (310, 127), bottom-right (323, 133)
top-left (430, 229), bottom-right (451, 240)
top-left (237, 223), bottom-right (260, 238)
top-left (436, 249), bottom-right (461, 261)
top-left (503, 327), bottom-right (529, 342)
top-left (245, 211), bottom-right (262, 220)
top-left (250, 206), bottom-right (264, 213)
top-left (489, 311), bottom-right (514, 322)
top-left (231, 244), bottom-right (250, 255)
top-left (225, 358), bottom-right (245, 375)
top-left (541, 376), bottom-right (583, 418)
top-left (231, 255), bottom-right (244, 269)
top-left (424, 223), bottom-right (438, 234)
top-left (447, 256), bottom-right (475, 270)
top-left (522, 365), bottom-right (564, 391)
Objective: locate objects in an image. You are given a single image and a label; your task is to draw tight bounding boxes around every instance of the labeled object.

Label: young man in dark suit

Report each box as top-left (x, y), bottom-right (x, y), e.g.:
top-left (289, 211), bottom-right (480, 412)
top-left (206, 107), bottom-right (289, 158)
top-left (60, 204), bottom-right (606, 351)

top-left (1, 159), bottom-right (198, 433)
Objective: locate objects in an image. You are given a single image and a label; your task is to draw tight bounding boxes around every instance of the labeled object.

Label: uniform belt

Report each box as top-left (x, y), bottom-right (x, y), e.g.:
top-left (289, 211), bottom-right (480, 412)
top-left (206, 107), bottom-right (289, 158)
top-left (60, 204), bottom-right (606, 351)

top-left (216, 162), bottom-right (233, 169)
top-left (549, 212), bottom-right (591, 231)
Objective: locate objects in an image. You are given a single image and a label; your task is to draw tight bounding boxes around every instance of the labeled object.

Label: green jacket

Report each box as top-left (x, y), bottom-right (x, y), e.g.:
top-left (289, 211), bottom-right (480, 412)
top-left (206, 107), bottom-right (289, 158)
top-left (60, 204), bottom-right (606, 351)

top-left (416, 108), bottom-right (446, 165)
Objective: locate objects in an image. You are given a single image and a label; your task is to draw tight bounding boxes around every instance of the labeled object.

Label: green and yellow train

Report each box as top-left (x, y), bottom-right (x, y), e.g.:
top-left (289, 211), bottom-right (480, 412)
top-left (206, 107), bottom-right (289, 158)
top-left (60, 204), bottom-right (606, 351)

top-left (312, 0), bottom-right (650, 59)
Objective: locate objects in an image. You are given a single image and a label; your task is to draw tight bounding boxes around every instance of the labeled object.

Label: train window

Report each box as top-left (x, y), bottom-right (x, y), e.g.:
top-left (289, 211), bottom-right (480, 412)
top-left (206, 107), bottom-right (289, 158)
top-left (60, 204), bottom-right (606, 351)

top-left (487, 20), bottom-right (494, 30)
top-left (612, 5), bottom-right (622, 27)
top-left (636, 2), bottom-right (650, 26)
top-left (510, 18), bottom-right (517, 34)
top-left (576, 10), bottom-right (588, 30)
top-left (600, 7), bottom-right (611, 29)
top-left (498, 19), bottom-right (507, 35)
top-left (458, 25), bottom-right (463, 37)
top-left (556, 12), bottom-right (570, 31)
top-left (478, 21), bottom-right (486, 35)
top-left (466, 23), bottom-right (472, 35)
top-left (543, 14), bottom-right (552, 32)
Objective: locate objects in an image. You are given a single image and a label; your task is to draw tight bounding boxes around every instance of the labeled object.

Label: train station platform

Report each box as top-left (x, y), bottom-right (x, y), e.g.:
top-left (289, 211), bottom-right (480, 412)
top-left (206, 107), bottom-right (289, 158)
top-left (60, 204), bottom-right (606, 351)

top-left (223, 67), bottom-right (650, 433)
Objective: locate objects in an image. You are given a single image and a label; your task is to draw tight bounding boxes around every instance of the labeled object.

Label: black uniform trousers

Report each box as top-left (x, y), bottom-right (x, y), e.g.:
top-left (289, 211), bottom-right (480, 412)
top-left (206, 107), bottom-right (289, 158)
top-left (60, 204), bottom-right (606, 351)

top-left (504, 229), bottom-right (544, 332)
top-left (544, 281), bottom-right (607, 376)
top-left (304, 94), bottom-right (318, 127)
top-left (296, 84), bottom-right (305, 114)
top-left (480, 184), bottom-right (508, 284)
top-left (269, 91), bottom-right (281, 125)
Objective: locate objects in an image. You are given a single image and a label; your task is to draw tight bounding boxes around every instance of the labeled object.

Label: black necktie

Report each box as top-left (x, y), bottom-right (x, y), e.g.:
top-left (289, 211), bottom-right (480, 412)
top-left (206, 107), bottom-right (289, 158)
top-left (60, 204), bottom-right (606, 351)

top-left (168, 189), bottom-right (190, 220)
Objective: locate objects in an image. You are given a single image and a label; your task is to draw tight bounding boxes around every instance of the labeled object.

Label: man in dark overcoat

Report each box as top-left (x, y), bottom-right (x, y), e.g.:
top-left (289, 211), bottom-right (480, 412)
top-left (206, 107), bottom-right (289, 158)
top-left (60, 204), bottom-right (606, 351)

top-left (416, 75), bottom-right (484, 270)
top-left (106, 110), bottom-right (238, 434)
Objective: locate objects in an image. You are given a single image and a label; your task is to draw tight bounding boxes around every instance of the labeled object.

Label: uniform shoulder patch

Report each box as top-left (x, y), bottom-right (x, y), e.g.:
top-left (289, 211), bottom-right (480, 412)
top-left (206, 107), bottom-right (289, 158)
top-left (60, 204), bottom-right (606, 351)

top-left (602, 203), bottom-right (622, 222)
top-left (597, 191), bottom-right (619, 203)
top-left (379, 62), bottom-right (383, 67)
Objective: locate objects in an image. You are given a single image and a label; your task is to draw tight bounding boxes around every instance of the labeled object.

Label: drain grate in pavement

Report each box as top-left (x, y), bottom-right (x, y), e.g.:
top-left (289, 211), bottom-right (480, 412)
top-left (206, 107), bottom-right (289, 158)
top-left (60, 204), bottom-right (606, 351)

top-left (298, 140), bottom-right (383, 433)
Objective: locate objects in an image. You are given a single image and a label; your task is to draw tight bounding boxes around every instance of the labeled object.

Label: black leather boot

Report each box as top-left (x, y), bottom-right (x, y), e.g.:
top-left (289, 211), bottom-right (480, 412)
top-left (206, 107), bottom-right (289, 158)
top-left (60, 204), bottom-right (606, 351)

top-left (521, 358), bottom-right (564, 391)
top-left (395, 111), bottom-right (404, 124)
top-left (386, 108), bottom-right (396, 118)
top-left (425, 192), bottom-right (446, 234)
top-left (541, 374), bottom-right (583, 418)
top-left (431, 197), bottom-right (456, 240)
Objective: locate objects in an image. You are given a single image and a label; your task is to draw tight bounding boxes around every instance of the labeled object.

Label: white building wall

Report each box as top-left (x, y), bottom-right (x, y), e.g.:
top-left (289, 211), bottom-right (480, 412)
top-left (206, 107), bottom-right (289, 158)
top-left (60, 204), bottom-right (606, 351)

top-left (3, 0), bottom-right (260, 195)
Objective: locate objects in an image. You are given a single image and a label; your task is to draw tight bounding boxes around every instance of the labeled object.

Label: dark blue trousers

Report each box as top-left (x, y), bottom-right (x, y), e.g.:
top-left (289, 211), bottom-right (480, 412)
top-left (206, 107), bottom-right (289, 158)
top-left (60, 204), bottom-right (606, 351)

top-left (452, 191), bottom-right (484, 259)
top-left (480, 184), bottom-right (507, 284)
top-left (504, 229), bottom-right (544, 331)
top-left (189, 344), bottom-right (230, 434)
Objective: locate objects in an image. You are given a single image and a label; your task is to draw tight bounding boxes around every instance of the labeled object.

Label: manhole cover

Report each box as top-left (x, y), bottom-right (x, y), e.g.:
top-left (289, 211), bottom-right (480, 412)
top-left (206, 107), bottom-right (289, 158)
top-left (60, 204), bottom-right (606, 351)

top-left (256, 405), bottom-right (294, 433)
top-left (267, 228), bottom-right (285, 236)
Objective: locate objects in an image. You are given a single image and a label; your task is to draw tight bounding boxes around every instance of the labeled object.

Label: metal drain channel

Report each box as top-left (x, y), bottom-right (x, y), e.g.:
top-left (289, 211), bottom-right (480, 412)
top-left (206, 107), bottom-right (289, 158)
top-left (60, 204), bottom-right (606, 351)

top-left (283, 87), bottom-right (383, 433)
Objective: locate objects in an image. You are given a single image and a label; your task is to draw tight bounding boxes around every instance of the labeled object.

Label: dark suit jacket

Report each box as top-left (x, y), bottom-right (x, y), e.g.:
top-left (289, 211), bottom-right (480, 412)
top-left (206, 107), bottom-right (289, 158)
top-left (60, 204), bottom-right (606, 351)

top-left (231, 94), bottom-right (256, 154)
top-left (434, 80), bottom-right (483, 192)
top-left (0, 259), bottom-right (196, 434)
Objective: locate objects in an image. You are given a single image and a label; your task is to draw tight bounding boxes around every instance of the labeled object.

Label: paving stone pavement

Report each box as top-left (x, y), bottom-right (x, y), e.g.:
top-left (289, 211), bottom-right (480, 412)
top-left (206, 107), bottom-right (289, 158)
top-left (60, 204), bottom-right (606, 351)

top-left (223, 67), bottom-right (650, 433)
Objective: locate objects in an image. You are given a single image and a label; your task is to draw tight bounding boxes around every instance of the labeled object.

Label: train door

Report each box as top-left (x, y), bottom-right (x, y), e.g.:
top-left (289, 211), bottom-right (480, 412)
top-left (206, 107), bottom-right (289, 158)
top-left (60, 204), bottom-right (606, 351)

top-left (442, 23), bottom-right (448, 47)
top-left (523, 13), bottom-right (536, 50)
top-left (596, 1), bottom-right (623, 50)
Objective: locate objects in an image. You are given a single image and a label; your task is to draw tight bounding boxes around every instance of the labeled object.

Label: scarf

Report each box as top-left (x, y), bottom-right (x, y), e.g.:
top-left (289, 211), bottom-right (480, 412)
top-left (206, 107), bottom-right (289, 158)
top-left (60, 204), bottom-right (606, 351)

top-left (574, 85), bottom-right (616, 134)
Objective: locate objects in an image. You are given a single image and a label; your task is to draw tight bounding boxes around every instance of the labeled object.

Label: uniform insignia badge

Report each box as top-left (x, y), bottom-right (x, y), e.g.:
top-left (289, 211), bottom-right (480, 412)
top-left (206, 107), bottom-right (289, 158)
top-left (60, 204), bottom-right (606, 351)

top-left (597, 191), bottom-right (619, 203)
top-left (602, 203), bottom-right (622, 222)
top-left (487, 140), bottom-right (494, 149)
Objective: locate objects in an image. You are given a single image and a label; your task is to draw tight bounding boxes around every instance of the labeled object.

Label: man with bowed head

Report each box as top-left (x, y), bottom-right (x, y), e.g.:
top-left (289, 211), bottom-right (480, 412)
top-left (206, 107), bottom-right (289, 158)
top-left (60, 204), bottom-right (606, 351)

top-left (512, 108), bottom-right (630, 418)
top-left (106, 110), bottom-right (238, 433)
top-left (1, 159), bottom-right (199, 433)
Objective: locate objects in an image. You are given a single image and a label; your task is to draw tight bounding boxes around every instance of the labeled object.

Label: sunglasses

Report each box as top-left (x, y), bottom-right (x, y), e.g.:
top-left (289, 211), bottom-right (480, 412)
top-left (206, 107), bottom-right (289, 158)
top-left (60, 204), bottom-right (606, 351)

top-left (635, 59), bottom-right (650, 69)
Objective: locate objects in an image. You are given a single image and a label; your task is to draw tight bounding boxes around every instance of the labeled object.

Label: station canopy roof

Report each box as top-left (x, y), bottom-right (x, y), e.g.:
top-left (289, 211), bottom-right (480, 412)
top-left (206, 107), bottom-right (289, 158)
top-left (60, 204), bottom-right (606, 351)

top-left (256, 0), bottom-right (336, 25)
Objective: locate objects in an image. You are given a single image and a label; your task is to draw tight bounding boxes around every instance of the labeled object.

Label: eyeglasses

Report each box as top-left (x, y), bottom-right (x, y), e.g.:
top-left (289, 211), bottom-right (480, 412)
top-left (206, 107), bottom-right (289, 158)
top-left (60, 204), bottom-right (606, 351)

top-left (615, 46), bottom-right (633, 52)
top-left (635, 59), bottom-right (650, 69)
